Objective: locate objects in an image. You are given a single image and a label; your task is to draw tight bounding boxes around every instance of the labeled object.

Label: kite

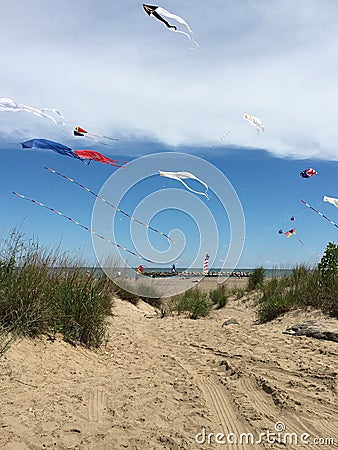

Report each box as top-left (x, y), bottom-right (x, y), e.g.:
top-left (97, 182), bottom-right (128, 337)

top-left (243, 112), bottom-right (264, 133)
top-left (73, 150), bottom-right (127, 168)
top-left (45, 167), bottom-right (174, 242)
top-left (290, 216), bottom-right (295, 221)
top-left (278, 227), bottom-right (320, 255)
top-left (301, 200), bottom-right (338, 230)
top-left (159, 171), bottom-right (209, 198)
top-left (143, 4), bottom-right (198, 47)
top-left (0, 97), bottom-right (64, 125)
top-left (21, 139), bottom-right (84, 161)
top-left (12, 192), bottom-right (155, 263)
top-left (300, 168), bottom-right (317, 178)
top-left (73, 126), bottom-right (118, 146)
top-left (323, 195), bottom-right (338, 208)
top-left (285, 228), bottom-right (296, 238)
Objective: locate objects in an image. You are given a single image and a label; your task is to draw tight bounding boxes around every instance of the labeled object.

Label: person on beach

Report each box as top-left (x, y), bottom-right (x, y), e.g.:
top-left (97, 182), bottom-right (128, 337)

top-left (171, 264), bottom-right (178, 277)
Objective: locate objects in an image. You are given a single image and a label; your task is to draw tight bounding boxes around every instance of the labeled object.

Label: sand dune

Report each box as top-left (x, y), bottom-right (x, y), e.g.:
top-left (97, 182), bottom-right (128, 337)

top-left (0, 291), bottom-right (337, 449)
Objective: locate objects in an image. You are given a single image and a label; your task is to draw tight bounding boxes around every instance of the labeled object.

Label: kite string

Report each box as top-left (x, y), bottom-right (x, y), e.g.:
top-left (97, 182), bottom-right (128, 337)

top-left (301, 199), bottom-right (338, 230)
top-left (12, 192), bottom-right (155, 264)
top-left (45, 167), bottom-right (174, 242)
top-left (219, 119), bottom-right (243, 144)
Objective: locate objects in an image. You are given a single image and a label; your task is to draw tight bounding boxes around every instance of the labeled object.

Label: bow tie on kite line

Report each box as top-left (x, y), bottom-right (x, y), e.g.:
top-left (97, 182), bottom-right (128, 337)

top-left (12, 192), bottom-right (156, 264)
top-left (45, 167), bottom-right (174, 243)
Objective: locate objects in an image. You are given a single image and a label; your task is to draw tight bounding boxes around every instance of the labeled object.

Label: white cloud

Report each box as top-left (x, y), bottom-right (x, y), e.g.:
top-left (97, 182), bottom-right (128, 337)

top-left (1, 0), bottom-right (338, 160)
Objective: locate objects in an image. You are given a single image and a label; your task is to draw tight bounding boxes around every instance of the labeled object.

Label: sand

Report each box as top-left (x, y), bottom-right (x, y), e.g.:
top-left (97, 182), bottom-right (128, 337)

top-left (0, 280), bottom-right (337, 449)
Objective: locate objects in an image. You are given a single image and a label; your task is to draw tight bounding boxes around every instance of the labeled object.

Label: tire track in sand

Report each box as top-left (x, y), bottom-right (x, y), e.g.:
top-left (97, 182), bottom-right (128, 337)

top-left (238, 375), bottom-right (323, 450)
top-left (167, 351), bottom-right (259, 450)
top-left (88, 389), bottom-right (106, 422)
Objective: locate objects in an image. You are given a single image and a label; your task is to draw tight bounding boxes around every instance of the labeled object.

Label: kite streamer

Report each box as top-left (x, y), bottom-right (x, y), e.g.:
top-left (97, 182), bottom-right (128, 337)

top-left (301, 199), bottom-right (338, 230)
top-left (45, 167), bottom-right (174, 242)
top-left (12, 192), bottom-right (155, 263)
top-left (323, 195), bottom-right (338, 208)
top-left (0, 97), bottom-right (64, 125)
top-left (159, 170), bottom-right (209, 199)
top-left (22, 139), bottom-right (84, 161)
top-left (73, 150), bottom-right (127, 168)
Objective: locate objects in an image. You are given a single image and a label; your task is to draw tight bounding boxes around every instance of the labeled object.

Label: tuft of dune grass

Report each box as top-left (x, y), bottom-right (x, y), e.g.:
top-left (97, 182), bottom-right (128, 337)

top-left (0, 230), bottom-right (114, 355)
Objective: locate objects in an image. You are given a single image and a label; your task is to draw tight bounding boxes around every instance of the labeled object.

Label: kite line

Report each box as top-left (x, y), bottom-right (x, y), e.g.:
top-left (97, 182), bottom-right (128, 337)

top-left (12, 192), bottom-right (155, 263)
top-left (301, 200), bottom-right (338, 230)
top-left (45, 167), bottom-right (174, 242)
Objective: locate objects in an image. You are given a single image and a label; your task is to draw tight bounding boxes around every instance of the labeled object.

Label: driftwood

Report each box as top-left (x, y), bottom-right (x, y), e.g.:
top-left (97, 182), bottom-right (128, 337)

top-left (283, 320), bottom-right (338, 342)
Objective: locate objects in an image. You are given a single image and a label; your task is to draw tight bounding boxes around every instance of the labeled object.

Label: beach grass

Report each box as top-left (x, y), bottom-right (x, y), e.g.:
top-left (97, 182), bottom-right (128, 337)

top-left (247, 266), bottom-right (265, 291)
top-left (209, 284), bottom-right (228, 309)
top-left (257, 263), bottom-right (338, 322)
top-left (0, 231), bottom-right (114, 353)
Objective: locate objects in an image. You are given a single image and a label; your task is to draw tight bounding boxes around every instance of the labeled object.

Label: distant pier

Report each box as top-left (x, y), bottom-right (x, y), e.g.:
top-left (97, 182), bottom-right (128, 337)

top-left (143, 271), bottom-right (250, 278)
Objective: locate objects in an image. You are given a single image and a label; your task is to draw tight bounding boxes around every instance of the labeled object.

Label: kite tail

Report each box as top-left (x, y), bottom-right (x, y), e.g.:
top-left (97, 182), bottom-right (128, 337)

top-left (45, 167), bottom-right (174, 242)
top-left (296, 237), bottom-right (322, 257)
top-left (301, 199), bottom-right (338, 230)
top-left (169, 29), bottom-right (199, 48)
top-left (102, 136), bottom-right (119, 142)
top-left (178, 179), bottom-right (209, 199)
top-left (156, 7), bottom-right (194, 33)
top-left (156, 7), bottom-right (199, 47)
top-left (41, 108), bottom-right (65, 125)
top-left (12, 192), bottom-right (155, 264)
top-left (87, 132), bottom-right (119, 142)
top-left (84, 134), bottom-right (118, 147)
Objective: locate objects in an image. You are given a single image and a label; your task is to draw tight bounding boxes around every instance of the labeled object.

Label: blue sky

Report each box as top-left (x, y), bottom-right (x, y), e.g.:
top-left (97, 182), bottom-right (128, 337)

top-left (1, 1), bottom-right (338, 269)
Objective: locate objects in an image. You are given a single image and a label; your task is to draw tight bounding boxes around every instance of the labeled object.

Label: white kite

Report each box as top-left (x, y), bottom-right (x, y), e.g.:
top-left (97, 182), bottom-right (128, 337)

top-left (0, 97), bottom-right (65, 125)
top-left (159, 171), bottom-right (209, 198)
top-left (243, 112), bottom-right (264, 132)
top-left (323, 195), bottom-right (338, 208)
top-left (143, 4), bottom-right (198, 48)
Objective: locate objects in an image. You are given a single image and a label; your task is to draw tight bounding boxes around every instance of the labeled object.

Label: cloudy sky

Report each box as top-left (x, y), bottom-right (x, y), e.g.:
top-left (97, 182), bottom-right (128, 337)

top-left (1, 1), bottom-right (338, 268)
top-left (2, 0), bottom-right (338, 159)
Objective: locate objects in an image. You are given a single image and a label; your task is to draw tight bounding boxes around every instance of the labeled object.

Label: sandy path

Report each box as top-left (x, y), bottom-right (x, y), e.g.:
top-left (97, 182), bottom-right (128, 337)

top-left (0, 295), bottom-right (337, 449)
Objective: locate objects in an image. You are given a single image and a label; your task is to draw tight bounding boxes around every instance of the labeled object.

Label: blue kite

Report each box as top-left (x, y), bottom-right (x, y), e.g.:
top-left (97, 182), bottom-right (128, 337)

top-left (21, 139), bottom-right (83, 161)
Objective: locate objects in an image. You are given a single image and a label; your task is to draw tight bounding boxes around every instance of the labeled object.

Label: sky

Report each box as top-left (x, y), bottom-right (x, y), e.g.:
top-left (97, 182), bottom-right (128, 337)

top-left (1, 0), bottom-right (338, 270)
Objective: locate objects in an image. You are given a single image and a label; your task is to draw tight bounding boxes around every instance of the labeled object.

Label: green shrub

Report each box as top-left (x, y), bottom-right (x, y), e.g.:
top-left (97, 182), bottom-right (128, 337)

top-left (256, 257), bottom-right (338, 322)
top-left (209, 284), bottom-right (228, 309)
top-left (318, 242), bottom-right (338, 285)
top-left (248, 267), bottom-right (265, 291)
top-left (257, 292), bottom-right (294, 322)
top-left (173, 289), bottom-right (211, 319)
